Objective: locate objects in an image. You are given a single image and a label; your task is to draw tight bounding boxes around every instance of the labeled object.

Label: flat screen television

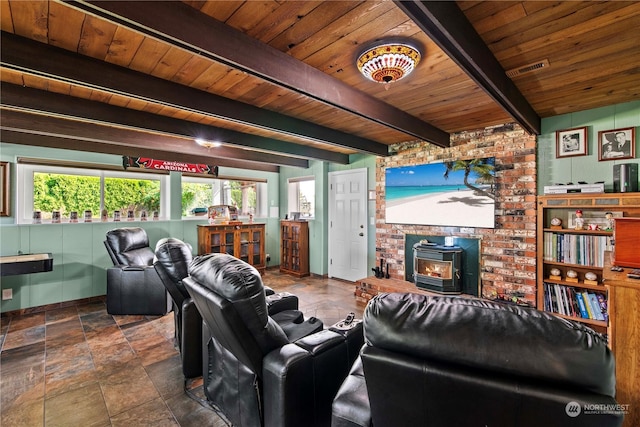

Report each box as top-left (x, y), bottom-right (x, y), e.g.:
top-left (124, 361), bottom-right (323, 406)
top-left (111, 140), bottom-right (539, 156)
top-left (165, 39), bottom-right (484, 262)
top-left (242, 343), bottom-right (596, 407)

top-left (385, 158), bottom-right (496, 228)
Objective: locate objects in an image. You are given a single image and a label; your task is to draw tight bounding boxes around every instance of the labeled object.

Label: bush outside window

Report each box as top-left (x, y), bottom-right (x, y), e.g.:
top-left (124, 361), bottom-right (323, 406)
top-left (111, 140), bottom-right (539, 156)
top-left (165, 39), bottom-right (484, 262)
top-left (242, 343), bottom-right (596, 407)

top-left (17, 164), bottom-right (166, 223)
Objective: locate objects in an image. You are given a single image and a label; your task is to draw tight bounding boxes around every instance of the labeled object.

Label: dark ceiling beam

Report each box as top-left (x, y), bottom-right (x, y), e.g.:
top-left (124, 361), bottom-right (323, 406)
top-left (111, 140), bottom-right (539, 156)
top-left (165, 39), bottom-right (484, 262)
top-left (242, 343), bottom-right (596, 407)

top-left (394, 0), bottom-right (541, 135)
top-left (0, 31), bottom-right (388, 157)
top-left (0, 109), bottom-right (296, 171)
top-left (70, 0), bottom-right (450, 148)
top-left (1, 129), bottom-right (278, 173)
top-left (0, 83), bottom-right (342, 165)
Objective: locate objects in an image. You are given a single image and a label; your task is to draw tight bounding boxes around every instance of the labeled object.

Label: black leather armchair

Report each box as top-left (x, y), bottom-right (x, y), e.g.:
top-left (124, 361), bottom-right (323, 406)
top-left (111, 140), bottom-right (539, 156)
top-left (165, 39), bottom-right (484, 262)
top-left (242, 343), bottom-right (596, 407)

top-left (153, 237), bottom-right (202, 379)
top-left (183, 253), bottom-right (364, 427)
top-left (332, 292), bottom-right (623, 427)
top-left (153, 237), bottom-right (305, 379)
top-left (104, 227), bottom-right (171, 315)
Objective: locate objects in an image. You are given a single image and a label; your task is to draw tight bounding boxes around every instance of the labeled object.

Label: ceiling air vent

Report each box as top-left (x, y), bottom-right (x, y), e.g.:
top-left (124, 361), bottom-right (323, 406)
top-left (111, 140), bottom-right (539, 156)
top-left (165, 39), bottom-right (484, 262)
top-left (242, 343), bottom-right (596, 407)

top-left (506, 59), bottom-right (550, 78)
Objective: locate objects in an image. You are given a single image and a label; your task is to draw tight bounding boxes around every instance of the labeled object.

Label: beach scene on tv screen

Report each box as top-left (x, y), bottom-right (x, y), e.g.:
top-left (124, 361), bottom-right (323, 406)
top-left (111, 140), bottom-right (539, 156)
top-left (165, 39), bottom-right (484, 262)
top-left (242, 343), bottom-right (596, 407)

top-left (385, 158), bottom-right (496, 228)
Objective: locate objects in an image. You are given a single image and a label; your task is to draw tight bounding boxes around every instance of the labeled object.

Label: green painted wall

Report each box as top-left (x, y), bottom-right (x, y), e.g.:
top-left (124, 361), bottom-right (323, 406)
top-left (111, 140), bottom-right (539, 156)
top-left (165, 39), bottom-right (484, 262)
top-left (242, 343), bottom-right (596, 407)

top-left (0, 143), bottom-right (280, 312)
top-left (3, 99), bottom-right (637, 311)
top-left (278, 160), bottom-right (329, 275)
top-left (538, 100), bottom-right (640, 193)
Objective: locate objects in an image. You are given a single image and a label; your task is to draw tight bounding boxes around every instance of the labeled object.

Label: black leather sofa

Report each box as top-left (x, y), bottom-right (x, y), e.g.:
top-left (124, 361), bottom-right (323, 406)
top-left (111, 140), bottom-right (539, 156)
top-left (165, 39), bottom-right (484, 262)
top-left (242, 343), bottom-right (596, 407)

top-left (183, 253), bottom-right (364, 427)
top-left (332, 292), bottom-right (623, 427)
top-left (104, 227), bottom-right (171, 315)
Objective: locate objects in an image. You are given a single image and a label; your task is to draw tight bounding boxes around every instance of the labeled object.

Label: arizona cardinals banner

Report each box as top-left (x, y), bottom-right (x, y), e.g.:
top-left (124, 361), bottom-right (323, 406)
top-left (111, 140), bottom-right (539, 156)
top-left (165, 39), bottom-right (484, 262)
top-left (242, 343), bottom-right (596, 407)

top-left (123, 156), bottom-right (218, 176)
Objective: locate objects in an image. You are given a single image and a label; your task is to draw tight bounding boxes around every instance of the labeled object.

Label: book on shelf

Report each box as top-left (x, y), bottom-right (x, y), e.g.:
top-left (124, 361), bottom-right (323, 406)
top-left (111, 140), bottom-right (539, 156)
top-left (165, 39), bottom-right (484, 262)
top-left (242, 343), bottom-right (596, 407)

top-left (581, 291), bottom-right (594, 319)
top-left (575, 292), bottom-right (590, 319)
top-left (543, 283), bottom-right (608, 321)
top-left (587, 293), bottom-right (605, 321)
top-left (542, 232), bottom-right (611, 266)
top-left (596, 293), bottom-right (609, 322)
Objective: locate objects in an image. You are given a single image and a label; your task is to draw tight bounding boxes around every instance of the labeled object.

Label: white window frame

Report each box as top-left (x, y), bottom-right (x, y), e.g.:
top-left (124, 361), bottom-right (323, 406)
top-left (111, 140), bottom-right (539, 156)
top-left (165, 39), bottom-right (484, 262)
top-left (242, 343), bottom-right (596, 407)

top-left (287, 176), bottom-right (315, 219)
top-left (16, 163), bottom-right (169, 224)
top-left (181, 175), bottom-right (267, 219)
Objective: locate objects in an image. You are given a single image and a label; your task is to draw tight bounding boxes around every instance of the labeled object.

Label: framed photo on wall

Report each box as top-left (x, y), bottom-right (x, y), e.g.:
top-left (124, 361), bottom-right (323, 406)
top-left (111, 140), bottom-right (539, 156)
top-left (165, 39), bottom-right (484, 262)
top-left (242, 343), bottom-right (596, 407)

top-left (598, 127), bottom-right (635, 161)
top-left (556, 127), bottom-right (588, 158)
top-left (0, 161), bottom-right (9, 217)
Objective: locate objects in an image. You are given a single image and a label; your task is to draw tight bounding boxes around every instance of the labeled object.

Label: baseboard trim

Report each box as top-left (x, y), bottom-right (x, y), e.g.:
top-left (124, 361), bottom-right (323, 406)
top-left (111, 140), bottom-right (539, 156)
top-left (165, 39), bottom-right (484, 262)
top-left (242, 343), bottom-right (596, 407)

top-left (1, 295), bottom-right (106, 318)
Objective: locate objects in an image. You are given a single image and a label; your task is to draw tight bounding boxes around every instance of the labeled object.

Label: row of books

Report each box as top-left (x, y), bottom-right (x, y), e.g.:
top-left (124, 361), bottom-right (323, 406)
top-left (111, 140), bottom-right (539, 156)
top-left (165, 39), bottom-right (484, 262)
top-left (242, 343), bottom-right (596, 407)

top-left (542, 232), bottom-right (611, 267)
top-left (543, 283), bottom-right (608, 322)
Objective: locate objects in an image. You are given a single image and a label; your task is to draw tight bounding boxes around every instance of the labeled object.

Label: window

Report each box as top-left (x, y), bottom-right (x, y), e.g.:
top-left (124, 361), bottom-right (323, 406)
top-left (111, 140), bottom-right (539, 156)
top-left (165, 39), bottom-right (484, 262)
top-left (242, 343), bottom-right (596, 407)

top-left (182, 176), bottom-right (267, 218)
top-left (288, 176), bottom-right (315, 219)
top-left (17, 164), bottom-right (168, 223)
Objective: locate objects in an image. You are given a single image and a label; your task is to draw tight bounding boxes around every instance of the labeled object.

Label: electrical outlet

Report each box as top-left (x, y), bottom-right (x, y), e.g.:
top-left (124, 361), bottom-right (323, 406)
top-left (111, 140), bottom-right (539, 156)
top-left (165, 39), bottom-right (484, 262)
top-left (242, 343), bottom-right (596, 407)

top-left (2, 288), bottom-right (12, 300)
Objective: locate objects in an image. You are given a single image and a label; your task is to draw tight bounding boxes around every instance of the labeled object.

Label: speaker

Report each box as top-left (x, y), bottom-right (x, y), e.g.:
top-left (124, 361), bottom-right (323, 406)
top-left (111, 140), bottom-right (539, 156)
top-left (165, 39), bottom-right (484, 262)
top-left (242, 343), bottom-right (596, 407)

top-left (613, 163), bottom-right (638, 192)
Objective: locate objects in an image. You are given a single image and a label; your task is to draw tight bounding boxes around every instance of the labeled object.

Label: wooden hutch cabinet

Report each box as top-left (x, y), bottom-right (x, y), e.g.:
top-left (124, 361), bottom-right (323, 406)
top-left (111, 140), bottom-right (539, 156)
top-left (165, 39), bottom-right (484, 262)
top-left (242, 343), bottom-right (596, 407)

top-left (197, 223), bottom-right (266, 273)
top-left (280, 220), bottom-right (309, 277)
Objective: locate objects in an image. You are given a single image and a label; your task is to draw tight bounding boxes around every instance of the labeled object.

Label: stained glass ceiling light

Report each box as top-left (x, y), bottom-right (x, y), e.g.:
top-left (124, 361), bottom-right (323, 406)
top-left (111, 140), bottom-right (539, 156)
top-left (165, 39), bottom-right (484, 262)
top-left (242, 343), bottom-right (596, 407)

top-left (357, 42), bottom-right (421, 89)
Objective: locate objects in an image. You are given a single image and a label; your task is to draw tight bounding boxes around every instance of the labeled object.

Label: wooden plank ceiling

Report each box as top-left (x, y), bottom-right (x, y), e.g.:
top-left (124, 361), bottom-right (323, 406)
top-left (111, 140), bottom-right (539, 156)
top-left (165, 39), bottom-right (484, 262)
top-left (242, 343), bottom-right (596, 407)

top-left (1, 1), bottom-right (639, 170)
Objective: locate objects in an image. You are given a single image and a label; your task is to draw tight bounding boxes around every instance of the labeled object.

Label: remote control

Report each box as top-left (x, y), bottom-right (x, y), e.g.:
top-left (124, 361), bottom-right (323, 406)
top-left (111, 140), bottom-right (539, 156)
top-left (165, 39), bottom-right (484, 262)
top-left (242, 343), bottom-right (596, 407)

top-left (343, 312), bottom-right (355, 325)
top-left (628, 269), bottom-right (640, 280)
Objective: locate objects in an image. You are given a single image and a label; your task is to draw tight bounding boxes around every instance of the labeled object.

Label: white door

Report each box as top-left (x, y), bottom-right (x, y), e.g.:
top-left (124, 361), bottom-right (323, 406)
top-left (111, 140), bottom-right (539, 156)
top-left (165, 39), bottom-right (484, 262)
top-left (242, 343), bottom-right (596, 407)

top-left (328, 168), bottom-right (368, 282)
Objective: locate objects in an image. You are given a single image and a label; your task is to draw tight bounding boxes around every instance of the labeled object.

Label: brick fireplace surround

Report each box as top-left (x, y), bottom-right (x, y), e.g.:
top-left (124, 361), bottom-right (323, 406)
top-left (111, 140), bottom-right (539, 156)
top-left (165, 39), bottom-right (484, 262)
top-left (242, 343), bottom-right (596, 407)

top-left (361, 123), bottom-right (538, 307)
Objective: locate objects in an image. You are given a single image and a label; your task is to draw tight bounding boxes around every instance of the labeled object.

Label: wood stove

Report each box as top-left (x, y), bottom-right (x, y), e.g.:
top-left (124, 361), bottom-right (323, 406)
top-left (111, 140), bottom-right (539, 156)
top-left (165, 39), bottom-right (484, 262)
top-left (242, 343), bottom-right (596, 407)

top-left (413, 242), bottom-right (463, 294)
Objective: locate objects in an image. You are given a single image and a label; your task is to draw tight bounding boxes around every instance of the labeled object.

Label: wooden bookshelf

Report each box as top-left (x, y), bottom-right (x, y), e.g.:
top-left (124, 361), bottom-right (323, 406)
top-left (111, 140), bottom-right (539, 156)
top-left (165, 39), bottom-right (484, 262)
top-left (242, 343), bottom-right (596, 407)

top-left (536, 193), bottom-right (640, 338)
top-left (280, 220), bottom-right (309, 277)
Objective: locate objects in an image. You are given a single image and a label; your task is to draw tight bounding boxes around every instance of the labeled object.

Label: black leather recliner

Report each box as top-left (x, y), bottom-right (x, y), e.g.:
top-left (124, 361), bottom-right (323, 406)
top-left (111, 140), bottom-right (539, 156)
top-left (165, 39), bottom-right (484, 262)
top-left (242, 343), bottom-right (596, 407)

top-left (183, 253), bottom-right (364, 427)
top-left (153, 237), bottom-right (307, 379)
top-left (153, 238), bottom-right (202, 379)
top-left (332, 292), bottom-right (623, 427)
top-left (104, 227), bottom-right (171, 315)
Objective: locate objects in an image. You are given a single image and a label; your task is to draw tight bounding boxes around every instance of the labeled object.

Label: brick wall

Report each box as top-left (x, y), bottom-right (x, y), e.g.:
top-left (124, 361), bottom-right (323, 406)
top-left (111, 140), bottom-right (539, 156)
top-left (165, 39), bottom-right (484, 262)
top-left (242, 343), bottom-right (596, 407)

top-left (374, 123), bottom-right (538, 307)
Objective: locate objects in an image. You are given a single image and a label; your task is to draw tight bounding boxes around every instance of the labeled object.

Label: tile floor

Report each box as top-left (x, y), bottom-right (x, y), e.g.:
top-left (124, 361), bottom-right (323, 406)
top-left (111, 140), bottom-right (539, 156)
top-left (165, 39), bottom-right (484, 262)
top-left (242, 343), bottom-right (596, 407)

top-left (0, 270), bottom-right (366, 426)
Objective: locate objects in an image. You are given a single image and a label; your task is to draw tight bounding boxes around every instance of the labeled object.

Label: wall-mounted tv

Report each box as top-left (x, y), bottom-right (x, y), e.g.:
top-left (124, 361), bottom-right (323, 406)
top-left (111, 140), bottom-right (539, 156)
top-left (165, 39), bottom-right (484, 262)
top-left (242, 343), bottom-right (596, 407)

top-left (385, 158), bottom-right (496, 228)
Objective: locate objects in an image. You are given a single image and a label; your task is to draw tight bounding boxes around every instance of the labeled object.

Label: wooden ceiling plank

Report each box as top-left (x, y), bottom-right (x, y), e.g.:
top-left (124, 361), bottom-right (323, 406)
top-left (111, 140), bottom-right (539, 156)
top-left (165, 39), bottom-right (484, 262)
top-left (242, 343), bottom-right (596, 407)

top-left (48, 1), bottom-right (85, 50)
top-left (171, 55), bottom-right (213, 86)
top-left (498, 12), bottom-right (640, 69)
top-left (7, 0), bottom-right (48, 43)
top-left (268, 1), bottom-right (362, 53)
top-left (243, 1), bottom-right (321, 44)
top-left (193, 0), bottom-right (244, 22)
top-left (0, 108), bottom-right (309, 168)
top-left (1, 31), bottom-right (389, 156)
top-left (470, 3), bottom-right (526, 36)
top-left (224, 0), bottom-right (280, 32)
top-left (150, 45), bottom-right (194, 81)
top-left (128, 37), bottom-right (171, 74)
top-left (189, 62), bottom-right (234, 92)
top-left (395, 0), bottom-right (540, 135)
top-left (0, 82), bottom-right (346, 165)
top-left (105, 26), bottom-right (145, 68)
top-left (78, 14), bottom-right (117, 59)
top-left (0, 0), bottom-right (14, 33)
top-left (489, 2), bottom-right (640, 61)
top-left (75, 0), bottom-right (449, 146)
top-left (287, 1), bottom-right (395, 61)
top-left (0, 67), bottom-right (24, 85)
top-left (0, 129), bottom-right (280, 173)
